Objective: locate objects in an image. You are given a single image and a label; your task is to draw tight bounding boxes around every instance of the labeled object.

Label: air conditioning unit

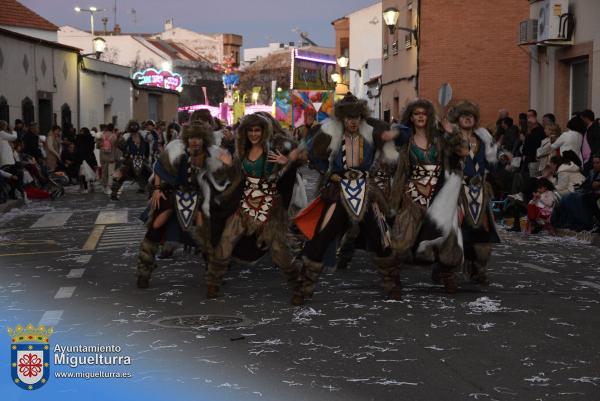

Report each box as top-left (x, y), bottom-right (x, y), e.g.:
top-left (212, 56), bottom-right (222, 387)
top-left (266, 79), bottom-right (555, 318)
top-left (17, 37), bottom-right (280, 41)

top-left (537, 0), bottom-right (574, 44)
top-left (518, 19), bottom-right (538, 44)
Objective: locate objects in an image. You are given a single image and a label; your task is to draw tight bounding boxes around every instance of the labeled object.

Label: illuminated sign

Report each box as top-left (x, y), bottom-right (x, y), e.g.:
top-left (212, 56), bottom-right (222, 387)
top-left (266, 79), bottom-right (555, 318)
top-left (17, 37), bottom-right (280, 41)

top-left (133, 68), bottom-right (183, 92)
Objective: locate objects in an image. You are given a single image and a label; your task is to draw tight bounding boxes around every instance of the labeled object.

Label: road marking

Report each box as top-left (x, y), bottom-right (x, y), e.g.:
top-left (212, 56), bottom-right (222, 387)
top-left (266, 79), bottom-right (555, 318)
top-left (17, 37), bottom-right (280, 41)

top-left (95, 210), bottom-right (128, 225)
top-left (54, 286), bottom-right (76, 299)
top-left (0, 250), bottom-right (71, 257)
top-left (520, 262), bottom-right (558, 274)
top-left (31, 212), bottom-right (73, 228)
top-left (576, 281), bottom-right (600, 291)
top-left (75, 254), bottom-right (92, 264)
top-left (0, 240), bottom-right (57, 246)
top-left (82, 225), bottom-right (105, 250)
top-left (38, 310), bottom-right (63, 327)
top-left (66, 268), bottom-right (85, 278)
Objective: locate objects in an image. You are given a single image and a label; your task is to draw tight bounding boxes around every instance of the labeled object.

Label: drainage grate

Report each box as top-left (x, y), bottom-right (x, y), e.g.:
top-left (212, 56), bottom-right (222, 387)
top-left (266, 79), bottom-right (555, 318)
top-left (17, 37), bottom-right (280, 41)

top-left (152, 314), bottom-right (248, 330)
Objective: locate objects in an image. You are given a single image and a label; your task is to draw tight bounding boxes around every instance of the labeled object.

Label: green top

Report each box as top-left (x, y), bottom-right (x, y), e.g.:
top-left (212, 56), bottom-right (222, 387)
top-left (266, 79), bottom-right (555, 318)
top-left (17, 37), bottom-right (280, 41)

top-left (242, 154), bottom-right (274, 177)
top-left (409, 140), bottom-right (438, 165)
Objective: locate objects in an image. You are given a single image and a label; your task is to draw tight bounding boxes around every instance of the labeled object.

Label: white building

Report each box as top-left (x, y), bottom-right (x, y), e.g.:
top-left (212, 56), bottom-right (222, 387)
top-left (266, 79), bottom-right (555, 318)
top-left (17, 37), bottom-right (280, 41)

top-left (58, 26), bottom-right (169, 70)
top-left (0, 27), bottom-right (79, 134)
top-left (79, 57), bottom-right (132, 129)
top-left (525, 0), bottom-right (600, 123)
top-left (346, 2), bottom-right (383, 100)
top-left (243, 42), bottom-right (295, 65)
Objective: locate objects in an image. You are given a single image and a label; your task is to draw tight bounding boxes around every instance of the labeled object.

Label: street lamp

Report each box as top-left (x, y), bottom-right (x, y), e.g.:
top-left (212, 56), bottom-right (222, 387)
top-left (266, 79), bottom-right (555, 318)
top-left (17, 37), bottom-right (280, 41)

top-left (74, 6), bottom-right (106, 36)
top-left (382, 6), bottom-right (419, 45)
top-left (337, 56), bottom-right (362, 77)
top-left (331, 72), bottom-right (341, 84)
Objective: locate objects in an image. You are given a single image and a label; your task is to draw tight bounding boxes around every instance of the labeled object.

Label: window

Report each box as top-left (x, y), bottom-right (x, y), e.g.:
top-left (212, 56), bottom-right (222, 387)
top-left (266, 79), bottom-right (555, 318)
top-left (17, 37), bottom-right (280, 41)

top-left (21, 97), bottom-right (34, 124)
top-left (0, 96), bottom-right (8, 123)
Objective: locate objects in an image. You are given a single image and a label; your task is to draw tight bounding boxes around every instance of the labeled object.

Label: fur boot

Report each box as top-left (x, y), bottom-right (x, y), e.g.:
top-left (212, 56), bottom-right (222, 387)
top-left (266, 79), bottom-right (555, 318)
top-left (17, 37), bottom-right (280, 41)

top-left (136, 238), bottom-right (159, 288)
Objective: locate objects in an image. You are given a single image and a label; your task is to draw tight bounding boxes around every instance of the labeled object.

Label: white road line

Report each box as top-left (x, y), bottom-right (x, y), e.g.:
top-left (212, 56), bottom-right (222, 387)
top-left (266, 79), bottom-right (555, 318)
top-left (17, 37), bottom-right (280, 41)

top-left (520, 262), bottom-right (558, 274)
top-left (576, 281), bottom-right (600, 291)
top-left (38, 310), bottom-right (63, 327)
top-left (54, 286), bottom-right (76, 299)
top-left (66, 268), bottom-right (85, 278)
top-left (31, 212), bottom-right (73, 228)
top-left (75, 255), bottom-right (92, 264)
top-left (95, 210), bottom-right (128, 225)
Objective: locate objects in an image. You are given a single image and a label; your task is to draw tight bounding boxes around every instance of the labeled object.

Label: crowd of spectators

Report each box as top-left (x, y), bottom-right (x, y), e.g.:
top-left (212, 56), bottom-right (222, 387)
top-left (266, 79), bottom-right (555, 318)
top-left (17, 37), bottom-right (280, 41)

top-left (493, 108), bottom-right (600, 235)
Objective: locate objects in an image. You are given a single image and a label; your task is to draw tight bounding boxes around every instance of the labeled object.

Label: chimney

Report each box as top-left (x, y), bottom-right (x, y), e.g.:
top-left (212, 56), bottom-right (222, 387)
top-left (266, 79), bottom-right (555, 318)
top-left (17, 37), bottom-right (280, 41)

top-left (113, 23), bottom-right (121, 34)
top-left (164, 19), bottom-right (173, 31)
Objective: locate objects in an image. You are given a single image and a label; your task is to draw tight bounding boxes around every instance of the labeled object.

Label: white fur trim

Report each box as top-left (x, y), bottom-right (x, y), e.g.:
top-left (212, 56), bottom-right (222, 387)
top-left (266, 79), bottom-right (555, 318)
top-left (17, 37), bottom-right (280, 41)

top-left (206, 145), bottom-right (225, 173)
top-left (416, 172), bottom-right (463, 258)
top-left (165, 139), bottom-right (186, 167)
top-left (474, 127), bottom-right (498, 164)
top-left (291, 172), bottom-right (308, 209)
top-left (381, 140), bottom-right (399, 163)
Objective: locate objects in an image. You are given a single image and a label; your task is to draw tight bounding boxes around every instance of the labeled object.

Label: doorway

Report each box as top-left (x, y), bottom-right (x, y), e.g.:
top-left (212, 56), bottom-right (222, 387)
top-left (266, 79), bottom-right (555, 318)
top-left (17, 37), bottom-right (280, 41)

top-left (570, 59), bottom-right (589, 115)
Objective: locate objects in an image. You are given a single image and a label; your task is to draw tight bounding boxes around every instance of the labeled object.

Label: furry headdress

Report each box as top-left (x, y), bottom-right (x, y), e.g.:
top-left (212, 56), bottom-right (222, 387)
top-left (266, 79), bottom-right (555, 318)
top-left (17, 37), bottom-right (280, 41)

top-left (236, 113), bottom-right (273, 160)
top-left (448, 100), bottom-right (481, 125)
top-left (334, 92), bottom-right (370, 121)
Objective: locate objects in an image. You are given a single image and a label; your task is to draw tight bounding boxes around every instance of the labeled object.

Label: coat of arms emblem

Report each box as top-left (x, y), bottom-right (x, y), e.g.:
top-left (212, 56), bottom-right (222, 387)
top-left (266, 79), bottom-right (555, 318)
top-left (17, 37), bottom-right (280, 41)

top-left (8, 323), bottom-right (53, 390)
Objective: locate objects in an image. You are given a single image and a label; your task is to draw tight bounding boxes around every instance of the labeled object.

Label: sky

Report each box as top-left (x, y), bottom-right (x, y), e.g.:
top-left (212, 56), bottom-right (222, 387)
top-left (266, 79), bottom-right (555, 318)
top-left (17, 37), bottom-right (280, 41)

top-left (21, 0), bottom-right (379, 49)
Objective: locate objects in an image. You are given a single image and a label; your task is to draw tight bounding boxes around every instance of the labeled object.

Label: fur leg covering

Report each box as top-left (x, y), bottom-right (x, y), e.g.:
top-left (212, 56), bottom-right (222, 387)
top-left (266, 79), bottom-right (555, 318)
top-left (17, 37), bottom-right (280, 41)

top-left (137, 238), bottom-right (158, 278)
top-left (374, 255), bottom-right (402, 299)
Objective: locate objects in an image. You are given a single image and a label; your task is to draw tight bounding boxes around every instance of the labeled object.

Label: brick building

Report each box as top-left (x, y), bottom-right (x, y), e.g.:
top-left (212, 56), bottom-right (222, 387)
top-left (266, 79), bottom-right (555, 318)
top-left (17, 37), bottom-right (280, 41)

top-left (381, 0), bottom-right (530, 126)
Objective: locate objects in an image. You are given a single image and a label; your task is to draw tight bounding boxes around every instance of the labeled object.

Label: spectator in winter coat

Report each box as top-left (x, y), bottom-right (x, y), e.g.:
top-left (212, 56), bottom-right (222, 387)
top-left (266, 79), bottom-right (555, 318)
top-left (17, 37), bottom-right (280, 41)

top-left (536, 123), bottom-right (561, 174)
top-left (22, 122), bottom-right (42, 162)
top-left (551, 116), bottom-right (585, 164)
top-left (553, 151), bottom-right (585, 196)
top-left (580, 110), bottom-right (600, 175)
top-left (97, 123), bottom-right (117, 194)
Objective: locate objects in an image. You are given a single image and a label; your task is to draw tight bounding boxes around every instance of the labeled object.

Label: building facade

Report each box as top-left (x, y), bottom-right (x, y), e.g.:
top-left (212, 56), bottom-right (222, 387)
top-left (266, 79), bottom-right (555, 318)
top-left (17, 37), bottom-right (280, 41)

top-left (347, 2), bottom-right (383, 99)
top-left (0, 28), bottom-right (79, 134)
top-left (79, 57), bottom-right (132, 129)
top-left (526, 0), bottom-right (599, 124)
top-left (381, 0), bottom-right (530, 125)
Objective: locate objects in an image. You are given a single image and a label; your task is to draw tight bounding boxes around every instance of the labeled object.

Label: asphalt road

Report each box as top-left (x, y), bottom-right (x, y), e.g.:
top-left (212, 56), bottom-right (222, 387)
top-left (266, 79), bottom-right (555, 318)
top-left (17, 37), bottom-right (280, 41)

top-left (1, 172), bottom-right (600, 401)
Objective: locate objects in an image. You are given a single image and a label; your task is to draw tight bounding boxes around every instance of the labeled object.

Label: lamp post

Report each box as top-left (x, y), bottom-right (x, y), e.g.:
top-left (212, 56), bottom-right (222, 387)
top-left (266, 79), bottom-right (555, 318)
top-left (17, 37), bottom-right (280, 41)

top-left (382, 6), bottom-right (418, 45)
top-left (336, 56), bottom-right (362, 77)
top-left (75, 6), bottom-right (106, 51)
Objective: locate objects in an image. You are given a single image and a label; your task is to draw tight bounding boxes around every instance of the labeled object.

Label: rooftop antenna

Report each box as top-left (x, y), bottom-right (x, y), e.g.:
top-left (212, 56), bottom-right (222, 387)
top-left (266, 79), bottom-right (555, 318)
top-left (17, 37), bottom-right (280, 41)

top-left (101, 17), bottom-right (108, 34)
top-left (292, 28), bottom-right (318, 47)
top-left (129, 8), bottom-right (137, 27)
top-left (113, 0), bottom-right (117, 27)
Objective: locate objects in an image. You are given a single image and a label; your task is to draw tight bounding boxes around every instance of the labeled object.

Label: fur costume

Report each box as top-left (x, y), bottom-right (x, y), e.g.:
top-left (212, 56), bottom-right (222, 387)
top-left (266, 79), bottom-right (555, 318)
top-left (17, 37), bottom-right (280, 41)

top-left (389, 99), bottom-right (466, 268)
top-left (204, 113), bottom-right (299, 290)
top-left (292, 94), bottom-right (401, 304)
top-left (136, 123), bottom-right (229, 287)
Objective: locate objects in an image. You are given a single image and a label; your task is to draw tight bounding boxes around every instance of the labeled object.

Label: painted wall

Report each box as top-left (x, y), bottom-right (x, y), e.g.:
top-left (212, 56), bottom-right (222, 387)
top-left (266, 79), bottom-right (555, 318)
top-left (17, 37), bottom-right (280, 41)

top-left (529, 0), bottom-right (600, 123)
top-left (348, 2), bottom-right (383, 98)
top-left (0, 31), bottom-right (78, 131)
top-left (79, 58), bottom-right (132, 130)
top-left (380, 0), bottom-right (418, 121)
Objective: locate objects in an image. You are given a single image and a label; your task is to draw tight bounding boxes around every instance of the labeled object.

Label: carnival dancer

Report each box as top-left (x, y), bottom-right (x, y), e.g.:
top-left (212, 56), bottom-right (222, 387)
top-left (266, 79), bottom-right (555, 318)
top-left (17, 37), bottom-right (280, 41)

top-left (204, 113), bottom-right (299, 299)
top-left (110, 120), bottom-right (152, 200)
top-left (136, 122), bottom-right (231, 288)
top-left (388, 99), bottom-right (467, 293)
top-left (447, 100), bottom-right (500, 286)
top-left (335, 118), bottom-right (403, 270)
top-left (291, 93), bottom-right (400, 305)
